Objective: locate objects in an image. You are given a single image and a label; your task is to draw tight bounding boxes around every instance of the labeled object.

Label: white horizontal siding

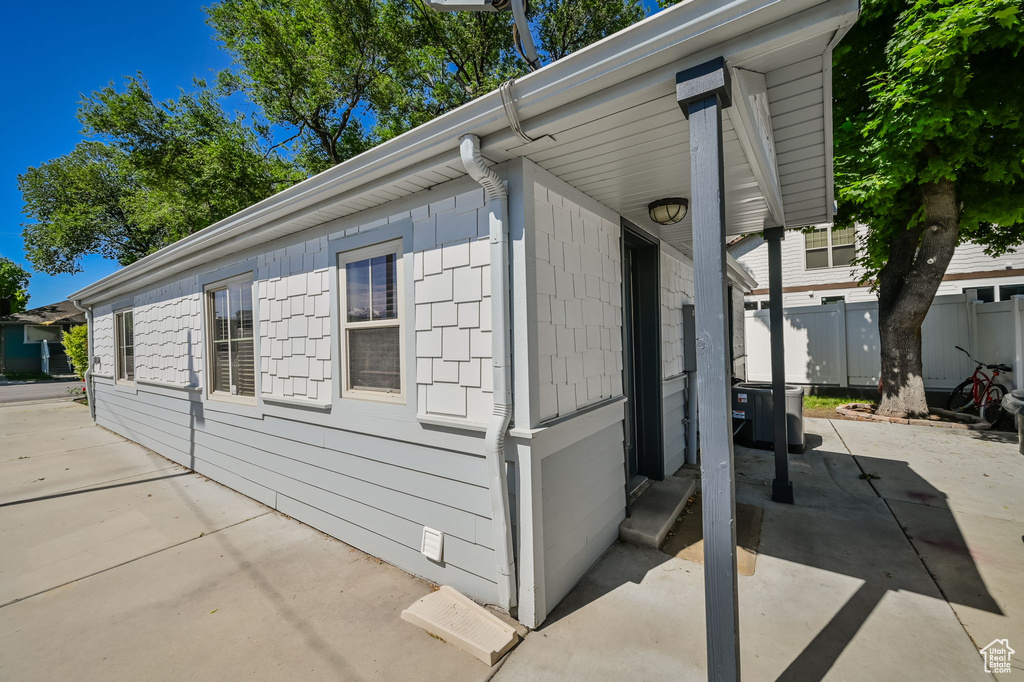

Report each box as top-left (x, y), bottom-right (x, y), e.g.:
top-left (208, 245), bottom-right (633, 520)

top-left (732, 223), bottom-right (1022, 306)
top-left (93, 379), bottom-right (500, 603)
top-left (541, 420), bottom-right (626, 615)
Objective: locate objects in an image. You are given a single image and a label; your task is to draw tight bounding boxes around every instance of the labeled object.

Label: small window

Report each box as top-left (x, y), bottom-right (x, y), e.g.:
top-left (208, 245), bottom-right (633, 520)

top-left (964, 286), bottom-right (995, 303)
top-left (760, 301), bottom-right (771, 310)
top-left (998, 283), bottom-right (1024, 301)
top-left (24, 325), bottom-right (62, 344)
top-left (207, 278), bottom-right (255, 398)
top-left (114, 311), bottom-right (134, 383)
top-left (822, 295), bottom-right (846, 305)
top-left (805, 226), bottom-right (856, 270)
top-left (339, 242), bottom-right (403, 400)
top-left (743, 301), bottom-right (759, 311)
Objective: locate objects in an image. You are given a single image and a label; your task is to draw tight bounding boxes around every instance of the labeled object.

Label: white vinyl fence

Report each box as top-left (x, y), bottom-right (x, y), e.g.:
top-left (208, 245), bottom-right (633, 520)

top-left (745, 294), bottom-right (1024, 391)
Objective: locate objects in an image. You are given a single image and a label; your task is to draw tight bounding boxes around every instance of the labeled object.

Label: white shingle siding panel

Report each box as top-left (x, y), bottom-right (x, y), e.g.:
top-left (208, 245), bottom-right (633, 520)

top-left (92, 304), bottom-right (115, 376)
top-left (133, 277), bottom-right (203, 386)
top-left (257, 235), bottom-right (331, 402)
top-left (533, 182), bottom-right (623, 422)
top-left (413, 188), bottom-right (492, 421)
top-left (660, 248), bottom-right (695, 379)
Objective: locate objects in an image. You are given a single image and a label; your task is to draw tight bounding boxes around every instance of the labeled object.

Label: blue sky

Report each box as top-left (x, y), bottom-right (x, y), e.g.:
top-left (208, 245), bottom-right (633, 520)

top-left (1, 1), bottom-right (237, 307)
top-left (2, 1), bottom-right (663, 309)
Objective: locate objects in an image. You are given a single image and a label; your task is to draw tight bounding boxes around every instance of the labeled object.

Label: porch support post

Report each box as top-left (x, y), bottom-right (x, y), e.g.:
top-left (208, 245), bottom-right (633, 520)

top-left (678, 57), bottom-right (740, 682)
top-left (765, 226), bottom-right (794, 504)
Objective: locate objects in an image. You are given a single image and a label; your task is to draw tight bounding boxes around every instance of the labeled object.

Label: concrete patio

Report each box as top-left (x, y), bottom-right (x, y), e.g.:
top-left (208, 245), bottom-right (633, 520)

top-left (495, 418), bottom-right (1024, 681)
top-left (1, 401), bottom-right (1021, 680)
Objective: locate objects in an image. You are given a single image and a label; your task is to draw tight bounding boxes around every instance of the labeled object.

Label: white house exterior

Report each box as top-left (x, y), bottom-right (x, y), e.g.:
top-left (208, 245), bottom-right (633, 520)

top-left (730, 224), bottom-right (1024, 307)
top-left (70, 0), bottom-right (857, 633)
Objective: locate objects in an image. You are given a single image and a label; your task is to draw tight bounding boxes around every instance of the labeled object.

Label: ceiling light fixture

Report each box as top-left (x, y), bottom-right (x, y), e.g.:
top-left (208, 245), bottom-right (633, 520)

top-left (648, 198), bottom-right (689, 225)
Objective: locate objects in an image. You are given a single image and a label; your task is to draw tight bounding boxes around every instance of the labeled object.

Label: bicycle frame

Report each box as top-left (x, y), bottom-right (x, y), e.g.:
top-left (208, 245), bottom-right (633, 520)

top-left (955, 345), bottom-right (1008, 411)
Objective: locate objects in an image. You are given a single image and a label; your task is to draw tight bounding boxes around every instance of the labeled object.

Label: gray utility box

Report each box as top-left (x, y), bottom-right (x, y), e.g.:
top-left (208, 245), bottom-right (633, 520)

top-left (731, 382), bottom-right (805, 454)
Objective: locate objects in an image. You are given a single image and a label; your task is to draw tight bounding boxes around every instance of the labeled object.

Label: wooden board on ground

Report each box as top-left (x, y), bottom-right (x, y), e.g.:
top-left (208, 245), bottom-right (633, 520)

top-left (662, 494), bottom-right (764, 576)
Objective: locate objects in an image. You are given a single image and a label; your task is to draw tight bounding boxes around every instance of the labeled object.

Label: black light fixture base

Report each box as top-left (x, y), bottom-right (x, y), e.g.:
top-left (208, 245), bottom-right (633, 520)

top-left (772, 479), bottom-right (794, 504)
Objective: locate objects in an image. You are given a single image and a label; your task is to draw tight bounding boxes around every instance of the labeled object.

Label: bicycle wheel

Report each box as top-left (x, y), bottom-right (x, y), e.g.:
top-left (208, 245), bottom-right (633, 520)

top-left (980, 383), bottom-right (1007, 427)
top-left (946, 379), bottom-right (975, 413)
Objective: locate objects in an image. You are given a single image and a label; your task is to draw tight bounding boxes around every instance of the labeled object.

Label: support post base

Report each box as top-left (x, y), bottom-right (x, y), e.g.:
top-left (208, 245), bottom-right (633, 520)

top-left (772, 479), bottom-right (794, 504)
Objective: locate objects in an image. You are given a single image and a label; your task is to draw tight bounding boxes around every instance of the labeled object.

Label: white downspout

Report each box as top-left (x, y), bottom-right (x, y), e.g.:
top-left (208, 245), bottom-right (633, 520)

top-left (459, 134), bottom-right (517, 611)
top-left (71, 299), bottom-right (95, 421)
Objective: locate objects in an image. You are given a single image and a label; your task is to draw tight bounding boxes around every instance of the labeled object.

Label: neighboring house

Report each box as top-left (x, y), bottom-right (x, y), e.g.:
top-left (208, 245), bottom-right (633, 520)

top-left (0, 300), bottom-right (85, 375)
top-left (729, 224), bottom-right (1024, 308)
top-left (69, 0), bottom-right (855, 631)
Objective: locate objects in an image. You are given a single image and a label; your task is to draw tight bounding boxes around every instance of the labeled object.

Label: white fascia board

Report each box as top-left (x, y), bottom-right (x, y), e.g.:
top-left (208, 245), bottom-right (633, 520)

top-left (70, 0), bottom-right (857, 305)
top-left (728, 68), bottom-right (785, 226)
top-left (822, 16), bottom-right (859, 223)
top-left (727, 253), bottom-right (759, 291)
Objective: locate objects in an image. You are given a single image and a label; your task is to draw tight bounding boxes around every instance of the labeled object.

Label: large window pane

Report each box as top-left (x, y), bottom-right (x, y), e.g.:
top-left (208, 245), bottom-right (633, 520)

top-left (805, 249), bottom-right (829, 269)
top-left (832, 244), bottom-right (855, 267)
top-left (116, 312), bottom-right (135, 382)
top-left (831, 227), bottom-right (855, 246)
top-left (347, 258), bottom-right (371, 321)
top-left (213, 342), bottom-right (231, 393)
top-left (231, 339), bottom-right (255, 397)
top-left (25, 326), bottom-right (62, 343)
top-left (371, 254), bottom-right (397, 320)
top-left (213, 289), bottom-right (229, 341)
top-left (348, 327), bottom-right (401, 392)
top-left (805, 228), bottom-right (828, 250)
top-left (999, 283), bottom-right (1024, 301)
top-left (209, 281), bottom-right (255, 397)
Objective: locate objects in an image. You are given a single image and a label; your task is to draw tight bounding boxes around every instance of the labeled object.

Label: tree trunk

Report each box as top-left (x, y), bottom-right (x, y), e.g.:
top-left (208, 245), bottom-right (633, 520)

top-left (875, 168), bottom-right (961, 419)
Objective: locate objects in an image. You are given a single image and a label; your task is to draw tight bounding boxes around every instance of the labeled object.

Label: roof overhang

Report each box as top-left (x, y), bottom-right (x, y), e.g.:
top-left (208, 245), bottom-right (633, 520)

top-left (70, 0), bottom-right (858, 305)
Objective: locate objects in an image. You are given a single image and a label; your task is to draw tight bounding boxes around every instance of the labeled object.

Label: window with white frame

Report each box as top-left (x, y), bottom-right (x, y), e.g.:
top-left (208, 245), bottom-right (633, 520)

top-left (114, 311), bottom-right (134, 383)
top-left (804, 226), bottom-right (855, 270)
top-left (339, 242), bottom-right (403, 399)
top-left (24, 325), bottom-right (62, 344)
top-left (207, 278), bottom-right (255, 398)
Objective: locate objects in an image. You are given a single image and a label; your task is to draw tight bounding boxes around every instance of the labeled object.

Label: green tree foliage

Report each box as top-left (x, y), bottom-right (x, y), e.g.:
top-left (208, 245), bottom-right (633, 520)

top-left (63, 324), bottom-right (90, 380)
top-left (207, 0), bottom-right (410, 173)
top-left (19, 76), bottom-right (299, 273)
top-left (535, 0), bottom-right (646, 61)
top-left (374, 2), bottom-right (524, 139)
top-left (20, 2), bottom-right (650, 274)
top-left (0, 257), bottom-right (31, 314)
top-left (207, 0), bottom-right (651, 153)
top-left (833, 0), bottom-right (1024, 417)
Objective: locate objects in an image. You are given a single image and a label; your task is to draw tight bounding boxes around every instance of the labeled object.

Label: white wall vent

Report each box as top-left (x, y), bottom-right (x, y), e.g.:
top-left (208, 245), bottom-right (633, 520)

top-left (421, 527), bottom-right (444, 562)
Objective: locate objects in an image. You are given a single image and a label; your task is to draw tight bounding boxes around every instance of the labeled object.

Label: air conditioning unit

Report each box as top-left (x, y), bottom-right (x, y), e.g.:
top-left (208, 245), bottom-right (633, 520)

top-left (423, 0), bottom-right (510, 11)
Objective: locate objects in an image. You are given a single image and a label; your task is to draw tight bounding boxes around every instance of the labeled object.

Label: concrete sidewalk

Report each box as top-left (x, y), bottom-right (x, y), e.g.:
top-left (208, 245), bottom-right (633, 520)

top-left (496, 418), bottom-right (1024, 681)
top-left (0, 402), bottom-right (495, 681)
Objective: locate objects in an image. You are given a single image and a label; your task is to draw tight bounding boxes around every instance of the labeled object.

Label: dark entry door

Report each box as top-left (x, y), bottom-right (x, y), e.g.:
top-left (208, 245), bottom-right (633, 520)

top-left (622, 225), bottom-right (663, 491)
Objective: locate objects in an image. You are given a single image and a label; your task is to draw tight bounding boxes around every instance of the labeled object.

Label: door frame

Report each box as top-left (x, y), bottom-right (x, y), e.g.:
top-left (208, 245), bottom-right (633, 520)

top-left (620, 220), bottom-right (665, 489)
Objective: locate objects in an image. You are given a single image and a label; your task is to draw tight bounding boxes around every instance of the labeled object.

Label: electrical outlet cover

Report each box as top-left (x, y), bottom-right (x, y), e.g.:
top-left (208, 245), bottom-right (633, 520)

top-left (421, 526), bottom-right (444, 562)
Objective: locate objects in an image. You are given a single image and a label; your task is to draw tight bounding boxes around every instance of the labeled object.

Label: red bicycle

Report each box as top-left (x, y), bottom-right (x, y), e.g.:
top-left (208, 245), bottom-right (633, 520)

top-left (946, 346), bottom-right (1012, 426)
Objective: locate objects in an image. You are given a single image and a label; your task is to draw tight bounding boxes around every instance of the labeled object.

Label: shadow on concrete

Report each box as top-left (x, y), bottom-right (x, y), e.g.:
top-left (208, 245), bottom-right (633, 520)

top-left (0, 472), bottom-right (191, 508)
top-left (541, 431), bottom-right (1001, 681)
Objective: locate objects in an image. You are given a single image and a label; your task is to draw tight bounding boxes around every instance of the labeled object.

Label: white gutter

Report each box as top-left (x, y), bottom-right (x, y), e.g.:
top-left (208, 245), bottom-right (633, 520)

top-left (459, 135), bottom-right (517, 611)
top-left (70, 299), bottom-right (95, 421)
